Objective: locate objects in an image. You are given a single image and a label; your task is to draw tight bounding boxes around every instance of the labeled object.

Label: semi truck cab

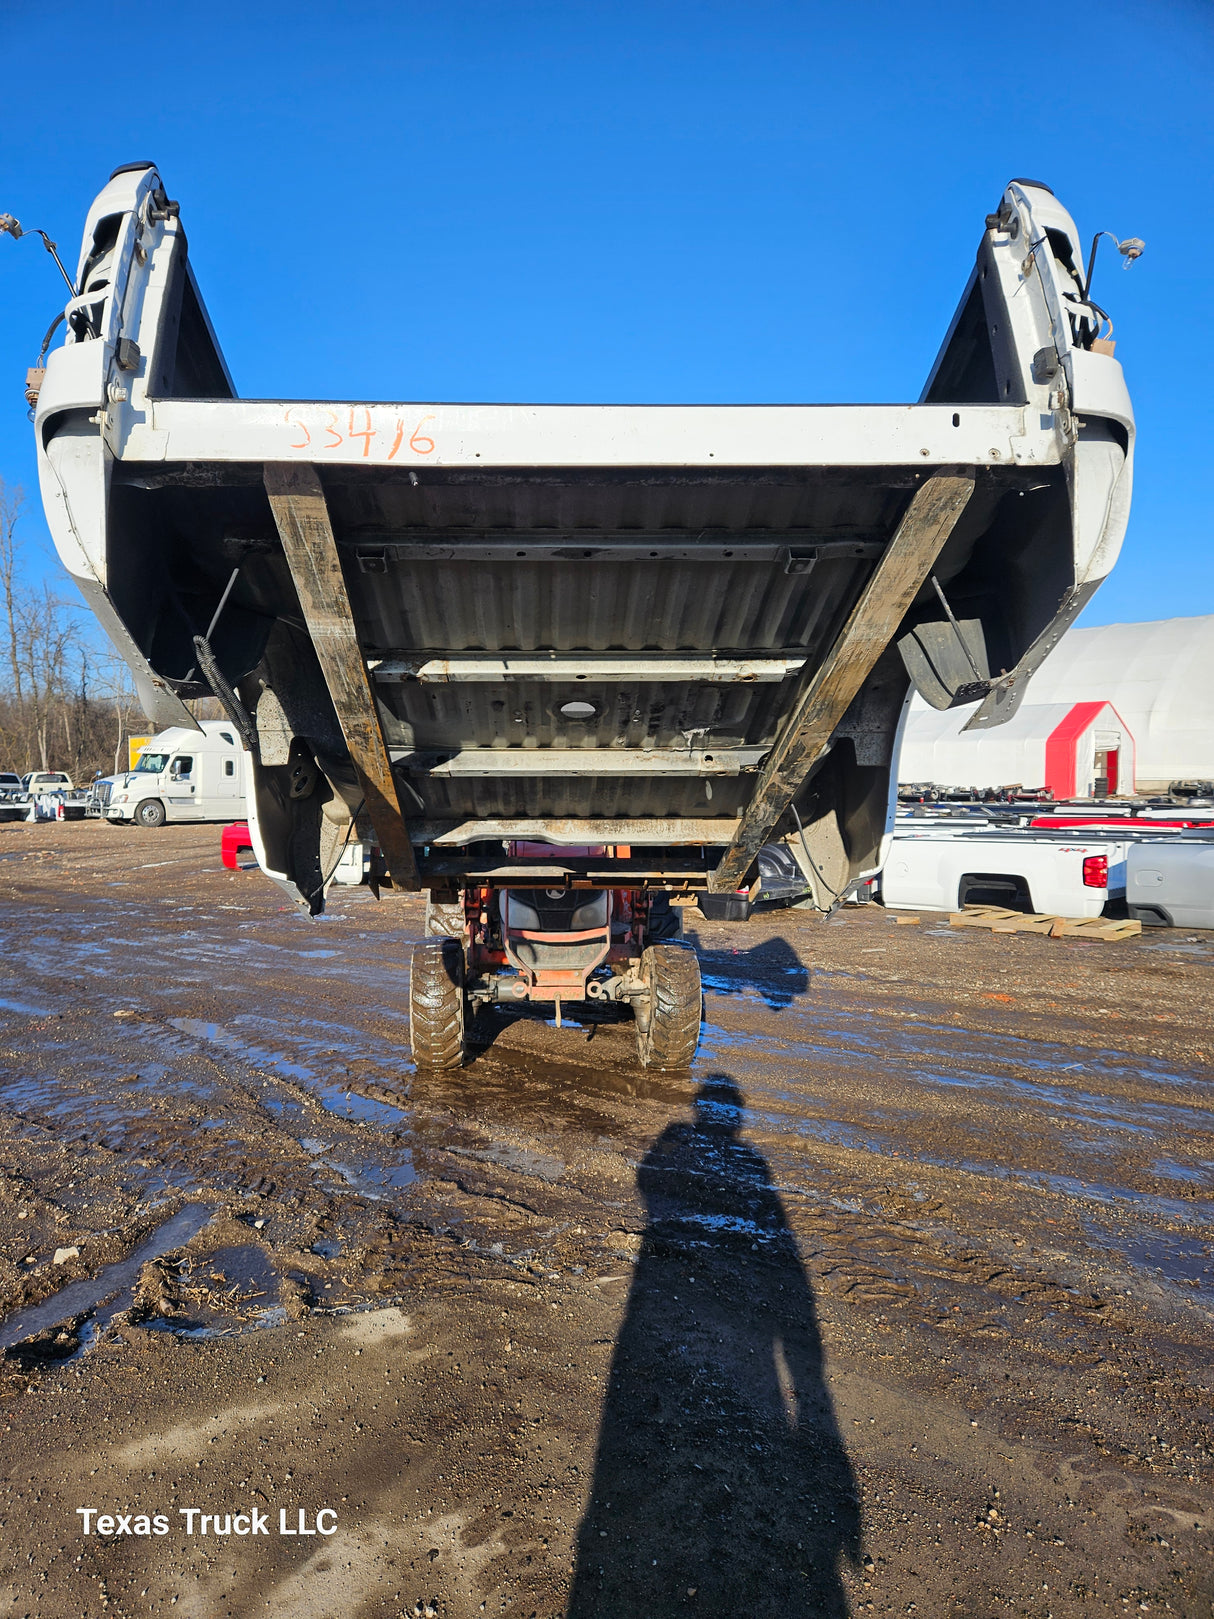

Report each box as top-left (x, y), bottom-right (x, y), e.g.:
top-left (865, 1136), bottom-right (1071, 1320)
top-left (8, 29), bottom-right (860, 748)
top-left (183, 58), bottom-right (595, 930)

top-left (96, 721), bottom-right (248, 827)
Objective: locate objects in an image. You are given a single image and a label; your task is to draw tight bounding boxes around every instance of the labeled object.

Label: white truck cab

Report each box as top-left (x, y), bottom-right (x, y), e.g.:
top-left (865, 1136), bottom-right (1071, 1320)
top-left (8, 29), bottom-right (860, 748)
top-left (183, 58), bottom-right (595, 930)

top-left (99, 721), bottom-right (248, 827)
top-left (22, 771), bottom-right (74, 793)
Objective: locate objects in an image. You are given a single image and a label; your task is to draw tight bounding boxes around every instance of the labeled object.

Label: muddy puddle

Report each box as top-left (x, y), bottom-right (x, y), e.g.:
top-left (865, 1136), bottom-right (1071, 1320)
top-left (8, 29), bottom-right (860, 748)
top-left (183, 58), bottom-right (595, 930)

top-left (0, 1204), bottom-right (212, 1356)
top-left (168, 1015), bottom-right (414, 1128)
top-left (1116, 1230), bottom-right (1214, 1289)
top-left (139, 1241), bottom-right (289, 1338)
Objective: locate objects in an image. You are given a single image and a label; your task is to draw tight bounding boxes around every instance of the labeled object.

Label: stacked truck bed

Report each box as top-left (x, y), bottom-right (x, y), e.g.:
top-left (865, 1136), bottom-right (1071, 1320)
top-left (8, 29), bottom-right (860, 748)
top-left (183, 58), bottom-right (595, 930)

top-left (34, 166), bottom-right (1135, 1065)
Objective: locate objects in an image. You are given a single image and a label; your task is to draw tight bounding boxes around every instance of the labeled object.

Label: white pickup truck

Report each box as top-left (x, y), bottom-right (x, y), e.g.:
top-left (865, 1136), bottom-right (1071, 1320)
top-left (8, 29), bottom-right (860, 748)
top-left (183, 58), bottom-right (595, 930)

top-left (23, 771), bottom-right (75, 794)
top-left (0, 772), bottom-right (84, 823)
top-left (880, 821), bottom-right (1132, 918)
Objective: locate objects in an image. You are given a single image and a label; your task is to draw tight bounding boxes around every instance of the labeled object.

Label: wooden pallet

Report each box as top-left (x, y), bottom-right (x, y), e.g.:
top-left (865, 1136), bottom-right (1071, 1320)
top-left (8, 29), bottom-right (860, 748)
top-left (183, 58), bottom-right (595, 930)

top-left (1048, 915), bottom-right (1143, 942)
top-left (948, 904), bottom-right (1142, 942)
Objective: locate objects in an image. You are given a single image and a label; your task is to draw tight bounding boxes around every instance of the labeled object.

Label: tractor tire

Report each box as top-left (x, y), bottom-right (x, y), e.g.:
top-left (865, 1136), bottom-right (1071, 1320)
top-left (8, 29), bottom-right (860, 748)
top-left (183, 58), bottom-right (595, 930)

top-left (409, 938), bottom-right (466, 1070)
top-left (635, 943), bottom-right (703, 1070)
top-left (134, 799), bottom-right (166, 828)
top-left (425, 895), bottom-right (466, 937)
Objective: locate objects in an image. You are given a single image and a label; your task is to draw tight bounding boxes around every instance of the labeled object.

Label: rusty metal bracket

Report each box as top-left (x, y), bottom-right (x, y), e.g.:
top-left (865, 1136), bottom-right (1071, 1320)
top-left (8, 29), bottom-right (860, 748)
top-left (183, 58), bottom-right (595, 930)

top-left (709, 470), bottom-right (977, 892)
top-left (263, 462), bottom-right (420, 891)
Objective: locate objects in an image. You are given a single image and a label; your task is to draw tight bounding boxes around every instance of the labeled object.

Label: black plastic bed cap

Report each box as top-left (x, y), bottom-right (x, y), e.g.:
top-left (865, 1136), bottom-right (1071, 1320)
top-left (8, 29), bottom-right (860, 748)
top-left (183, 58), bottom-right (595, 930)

top-left (1010, 177), bottom-right (1055, 194)
top-left (109, 161), bottom-right (157, 180)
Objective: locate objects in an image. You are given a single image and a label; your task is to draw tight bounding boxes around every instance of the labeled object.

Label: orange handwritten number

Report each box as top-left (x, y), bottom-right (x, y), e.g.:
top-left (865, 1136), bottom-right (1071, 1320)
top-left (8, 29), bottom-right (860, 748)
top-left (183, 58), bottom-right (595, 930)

top-left (322, 410), bottom-right (343, 450)
top-left (409, 415), bottom-right (436, 456)
top-left (387, 418), bottom-right (406, 459)
top-left (284, 408), bottom-right (311, 450)
top-left (348, 407), bottom-right (375, 458)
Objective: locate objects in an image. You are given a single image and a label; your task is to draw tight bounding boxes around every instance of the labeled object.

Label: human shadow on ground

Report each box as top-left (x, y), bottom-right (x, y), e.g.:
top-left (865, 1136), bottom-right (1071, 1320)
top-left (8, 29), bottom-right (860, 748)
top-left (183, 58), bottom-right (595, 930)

top-left (684, 931), bottom-right (811, 1010)
top-left (568, 1074), bottom-right (860, 1618)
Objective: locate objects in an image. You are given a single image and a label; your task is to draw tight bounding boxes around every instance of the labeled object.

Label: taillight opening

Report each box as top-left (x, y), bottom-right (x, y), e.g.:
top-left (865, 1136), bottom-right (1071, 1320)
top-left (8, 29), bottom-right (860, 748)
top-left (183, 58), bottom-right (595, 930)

top-left (1082, 854), bottom-right (1108, 888)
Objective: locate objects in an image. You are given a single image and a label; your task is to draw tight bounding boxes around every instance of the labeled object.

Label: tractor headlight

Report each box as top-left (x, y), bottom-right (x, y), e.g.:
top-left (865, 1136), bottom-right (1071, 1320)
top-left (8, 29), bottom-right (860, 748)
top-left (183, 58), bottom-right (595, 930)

top-left (505, 894), bottom-right (540, 930)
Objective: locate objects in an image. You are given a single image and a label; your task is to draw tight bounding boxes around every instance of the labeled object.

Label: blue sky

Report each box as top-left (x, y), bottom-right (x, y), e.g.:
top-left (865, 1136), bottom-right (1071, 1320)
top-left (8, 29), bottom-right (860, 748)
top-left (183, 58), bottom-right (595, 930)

top-left (2, 0), bottom-right (1210, 629)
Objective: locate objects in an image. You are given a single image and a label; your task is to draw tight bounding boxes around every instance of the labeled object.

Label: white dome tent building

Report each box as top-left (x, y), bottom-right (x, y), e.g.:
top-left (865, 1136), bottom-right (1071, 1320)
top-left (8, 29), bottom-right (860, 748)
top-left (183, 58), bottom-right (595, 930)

top-left (898, 615), bottom-right (1214, 797)
top-left (903, 700), bottom-right (1135, 799)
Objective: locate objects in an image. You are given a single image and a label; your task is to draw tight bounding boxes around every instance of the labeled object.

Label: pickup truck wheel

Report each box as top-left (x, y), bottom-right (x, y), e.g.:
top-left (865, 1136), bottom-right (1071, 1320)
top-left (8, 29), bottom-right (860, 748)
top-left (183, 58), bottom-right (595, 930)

top-left (635, 944), bottom-right (702, 1070)
top-left (409, 938), bottom-right (466, 1070)
top-left (134, 799), bottom-right (166, 828)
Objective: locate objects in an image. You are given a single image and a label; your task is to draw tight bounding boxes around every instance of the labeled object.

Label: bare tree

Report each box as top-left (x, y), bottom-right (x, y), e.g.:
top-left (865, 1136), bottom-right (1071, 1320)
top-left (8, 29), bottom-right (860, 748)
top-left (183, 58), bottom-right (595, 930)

top-left (93, 651), bottom-right (142, 775)
top-left (0, 475), bottom-right (142, 780)
top-left (18, 582), bottom-right (79, 771)
top-left (0, 478), bottom-right (25, 709)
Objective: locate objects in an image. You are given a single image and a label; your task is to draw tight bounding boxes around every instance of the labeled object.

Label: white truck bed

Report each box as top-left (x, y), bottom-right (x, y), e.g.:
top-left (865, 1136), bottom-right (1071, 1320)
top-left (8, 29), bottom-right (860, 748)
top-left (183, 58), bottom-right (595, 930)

top-left (881, 822), bottom-right (1135, 918)
top-left (33, 165), bottom-right (1135, 912)
top-left (1127, 833), bottom-right (1214, 929)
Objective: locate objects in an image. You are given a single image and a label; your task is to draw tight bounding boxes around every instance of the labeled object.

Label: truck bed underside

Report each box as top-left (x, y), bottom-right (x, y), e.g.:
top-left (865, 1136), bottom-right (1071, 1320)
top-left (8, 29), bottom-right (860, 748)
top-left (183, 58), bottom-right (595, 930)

top-left (35, 170), bottom-right (1135, 911)
top-left (109, 459), bottom-right (1061, 833)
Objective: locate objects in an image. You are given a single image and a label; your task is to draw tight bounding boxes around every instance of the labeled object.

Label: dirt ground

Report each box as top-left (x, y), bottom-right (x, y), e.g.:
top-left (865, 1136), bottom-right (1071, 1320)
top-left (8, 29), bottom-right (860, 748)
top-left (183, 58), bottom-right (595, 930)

top-left (0, 819), bottom-right (1209, 1619)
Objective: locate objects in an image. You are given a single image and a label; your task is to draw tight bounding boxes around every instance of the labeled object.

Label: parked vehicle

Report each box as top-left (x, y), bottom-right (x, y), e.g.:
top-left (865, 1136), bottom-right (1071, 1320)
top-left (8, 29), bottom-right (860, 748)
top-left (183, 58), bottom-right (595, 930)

top-left (880, 822), bottom-right (1131, 917)
top-left (93, 722), bottom-right (248, 827)
top-left (22, 771), bottom-right (73, 793)
top-left (1127, 831), bottom-right (1214, 928)
top-left (0, 774), bottom-right (26, 817)
top-left (0, 771), bottom-right (87, 822)
top-left (34, 166), bottom-right (1136, 1067)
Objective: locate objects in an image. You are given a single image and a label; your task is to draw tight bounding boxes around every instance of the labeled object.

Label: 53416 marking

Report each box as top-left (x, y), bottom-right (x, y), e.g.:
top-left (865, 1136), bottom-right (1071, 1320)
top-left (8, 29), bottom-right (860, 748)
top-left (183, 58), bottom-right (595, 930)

top-left (283, 407), bottom-right (436, 458)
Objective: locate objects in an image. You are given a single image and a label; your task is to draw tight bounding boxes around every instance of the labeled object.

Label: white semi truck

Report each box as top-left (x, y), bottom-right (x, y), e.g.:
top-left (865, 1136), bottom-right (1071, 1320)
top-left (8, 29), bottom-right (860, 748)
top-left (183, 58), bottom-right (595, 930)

top-left (93, 720), bottom-right (248, 826)
top-left (30, 164), bottom-right (1136, 1066)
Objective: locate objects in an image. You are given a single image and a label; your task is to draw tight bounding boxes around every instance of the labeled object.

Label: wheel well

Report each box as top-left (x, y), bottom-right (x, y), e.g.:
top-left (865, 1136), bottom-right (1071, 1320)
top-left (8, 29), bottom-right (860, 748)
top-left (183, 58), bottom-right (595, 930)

top-left (1128, 903), bottom-right (1173, 928)
top-left (958, 871), bottom-right (1033, 912)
